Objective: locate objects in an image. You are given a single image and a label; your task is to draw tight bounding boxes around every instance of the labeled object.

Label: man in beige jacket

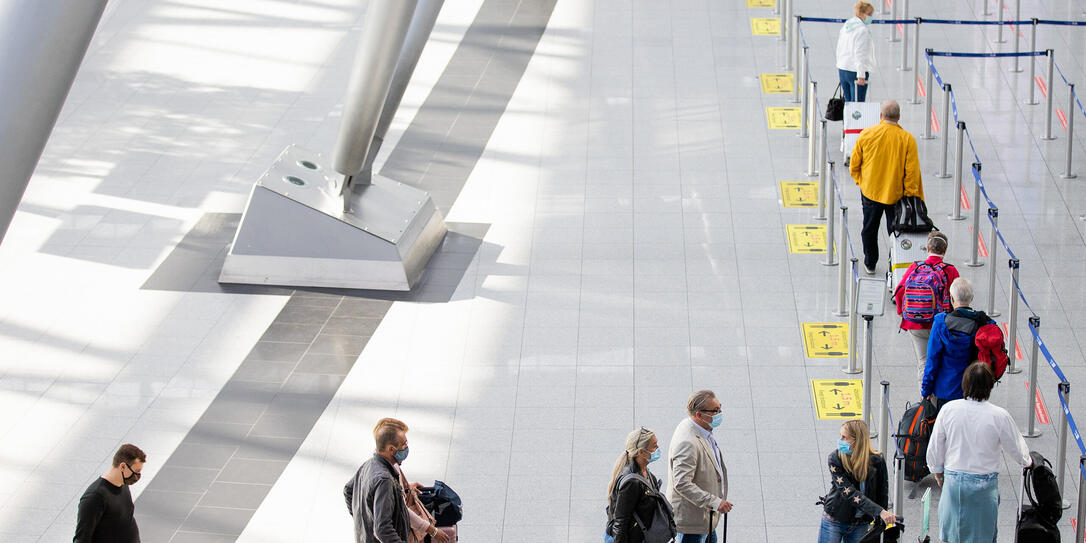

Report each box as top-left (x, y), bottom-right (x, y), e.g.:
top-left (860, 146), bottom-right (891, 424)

top-left (667, 390), bottom-right (732, 542)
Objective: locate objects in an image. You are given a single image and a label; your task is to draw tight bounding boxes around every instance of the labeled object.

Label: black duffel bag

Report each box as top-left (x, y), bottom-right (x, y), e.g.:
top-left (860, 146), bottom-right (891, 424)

top-left (418, 480), bottom-right (463, 527)
top-left (826, 84), bottom-right (844, 121)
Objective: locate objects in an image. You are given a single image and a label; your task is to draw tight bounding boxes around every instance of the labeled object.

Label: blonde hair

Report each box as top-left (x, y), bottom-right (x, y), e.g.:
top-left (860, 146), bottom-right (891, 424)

top-left (854, 1), bottom-right (875, 17)
top-left (606, 428), bottom-right (655, 502)
top-left (373, 418), bottom-right (408, 452)
top-left (840, 420), bottom-right (879, 482)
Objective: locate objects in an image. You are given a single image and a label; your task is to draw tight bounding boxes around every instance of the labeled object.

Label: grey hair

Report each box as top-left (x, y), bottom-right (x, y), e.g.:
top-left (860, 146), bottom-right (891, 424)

top-left (881, 100), bottom-right (901, 121)
top-left (686, 390), bottom-right (717, 416)
top-left (950, 277), bottom-right (974, 306)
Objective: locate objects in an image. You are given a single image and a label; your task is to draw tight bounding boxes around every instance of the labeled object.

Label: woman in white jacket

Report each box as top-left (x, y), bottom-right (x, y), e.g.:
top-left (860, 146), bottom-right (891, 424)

top-left (835, 1), bottom-right (876, 102)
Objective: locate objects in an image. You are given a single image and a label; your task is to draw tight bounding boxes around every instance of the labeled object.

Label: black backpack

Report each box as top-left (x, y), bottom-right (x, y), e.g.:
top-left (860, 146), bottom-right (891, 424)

top-left (1016, 451), bottom-right (1062, 542)
top-left (895, 398), bottom-right (937, 482)
top-left (418, 480), bottom-right (462, 527)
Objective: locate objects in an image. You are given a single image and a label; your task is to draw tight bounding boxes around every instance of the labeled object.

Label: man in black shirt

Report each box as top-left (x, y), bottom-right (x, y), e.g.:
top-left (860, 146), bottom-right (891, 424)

top-left (74, 443), bottom-right (146, 543)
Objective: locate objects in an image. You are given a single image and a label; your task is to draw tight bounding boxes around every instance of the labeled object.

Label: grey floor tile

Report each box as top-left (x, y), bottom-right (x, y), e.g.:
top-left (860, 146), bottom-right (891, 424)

top-left (136, 489), bottom-right (203, 520)
top-left (179, 506), bottom-right (255, 536)
top-left (307, 334), bottom-right (367, 357)
top-left (144, 466), bottom-right (219, 493)
top-left (215, 458), bottom-right (288, 486)
top-left (197, 482), bottom-right (272, 510)
top-left (163, 442), bottom-right (239, 470)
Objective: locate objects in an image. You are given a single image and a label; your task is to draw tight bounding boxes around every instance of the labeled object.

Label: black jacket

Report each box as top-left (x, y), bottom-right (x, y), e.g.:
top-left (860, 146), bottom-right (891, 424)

top-left (344, 454), bottom-right (410, 543)
top-left (820, 451), bottom-right (889, 524)
top-left (611, 465), bottom-right (669, 543)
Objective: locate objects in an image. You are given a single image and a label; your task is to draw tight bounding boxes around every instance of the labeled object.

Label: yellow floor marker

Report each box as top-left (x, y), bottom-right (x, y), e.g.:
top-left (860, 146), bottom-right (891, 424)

top-left (746, 0), bottom-right (776, 6)
top-left (759, 73), bottom-right (794, 94)
top-left (779, 181), bottom-right (818, 208)
top-left (801, 322), bottom-right (849, 358)
top-left (766, 107), bottom-right (801, 129)
top-left (750, 18), bottom-right (781, 36)
top-left (811, 379), bottom-right (863, 419)
top-left (785, 224), bottom-right (827, 253)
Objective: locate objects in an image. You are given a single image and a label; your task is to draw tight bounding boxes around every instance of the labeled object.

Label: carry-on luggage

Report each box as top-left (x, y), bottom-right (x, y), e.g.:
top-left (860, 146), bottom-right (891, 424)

top-left (858, 516), bottom-right (904, 543)
top-left (419, 480), bottom-right (461, 541)
top-left (886, 230), bottom-right (930, 293)
top-left (895, 398), bottom-right (937, 482)
top-left (842, 100), bottom-right (882, 166)
top-left (1016, 451), bottom-right (1061, 542)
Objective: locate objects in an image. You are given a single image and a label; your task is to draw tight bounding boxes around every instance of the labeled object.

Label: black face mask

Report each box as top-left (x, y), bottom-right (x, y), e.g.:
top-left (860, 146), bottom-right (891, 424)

top-left (122, 463), bottom-right (141, 486)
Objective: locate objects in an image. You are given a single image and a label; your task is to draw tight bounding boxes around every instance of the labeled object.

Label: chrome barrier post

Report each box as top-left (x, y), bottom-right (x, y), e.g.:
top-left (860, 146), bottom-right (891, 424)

top-left (807, 81), bottom-right (819, 176)
top-left (817, 120), bottom-right (829, 219)
top-left (881, 0), bottom-right (889, 16)
top-left (1027, 20), bottom-right (1039, 104)
top-left (899, 2), bottom-right (909, 68)
top-left (923, 50), bottom-right (935, 139)
top-left (1011, 0), bottom-right (1022, 72)
top-left (786, 13), bottom-right (795, 70)
top-left (986, 206), bottom-right (1001, 316)
top-left (834, 207), bottom-right (850, 317)
top-left (938, 83), bottom-right (953, 178)
top-left (824, 161), bottom-right (837, 265)
top-left (949, 121), bottom-right (965, 215)
top-left (1006, 259), bottom-right (1023, 374)
top-left (793, 43), bottom-right (806, 104)
top-left (983, 0), bottom-right (992, 16)
top-left (1077, 457), bottom-right (1086, 543)
top-left (969, 162), bottom-right (983, 267)
top-left (772, 0), bottom-right (780, 15)
top-left (1057, 382), bottom-right (1072, 509)
top-left (1045, 50), bottom-right (1056, 141)
top-left (997, 1), bottom-right (1006, 43)
top-left (894, 453), bottom-right (905, 516)
top-left (879, 381), bottom-right (890, 456)
top-left (890, 0), bottom-right (900, 43)
top-left (863, 315), bottom-right (875, 433)
top-left (845, 261), bottom-right (861, 374)
top-left (778, 0), bottom-right (787, 43)
top-left (1064, 84), bottom-right (1078, 179)
top-left (1024, 315), bottom-right (1042, 438)
top-left (800, 61), bottom-right (811, 137)
top-left (910, 19), bottom-right (922, 103)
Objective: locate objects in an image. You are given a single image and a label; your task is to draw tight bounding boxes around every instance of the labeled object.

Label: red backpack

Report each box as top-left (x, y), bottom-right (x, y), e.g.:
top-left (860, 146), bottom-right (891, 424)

top-left (975, 319), bottom-right (1009, 381)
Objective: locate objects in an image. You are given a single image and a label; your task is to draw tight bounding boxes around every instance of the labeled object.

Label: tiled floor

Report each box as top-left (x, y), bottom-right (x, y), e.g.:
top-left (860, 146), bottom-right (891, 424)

top-left (3, 0), bottom-right (1086, 542)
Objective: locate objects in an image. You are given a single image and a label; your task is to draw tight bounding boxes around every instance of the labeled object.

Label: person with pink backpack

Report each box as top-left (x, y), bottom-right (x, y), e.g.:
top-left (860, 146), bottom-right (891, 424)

top-left (893, 231), bottom-right (960, 386)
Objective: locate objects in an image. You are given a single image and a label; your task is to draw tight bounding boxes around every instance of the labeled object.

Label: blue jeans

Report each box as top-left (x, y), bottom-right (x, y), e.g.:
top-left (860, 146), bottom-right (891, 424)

top-left (677, 533), bottom-right (717, 543)
top-left (818, 515), bottom-right (866, 543)
top-left (838, 69), bottom-right (869, 102)
top-left (939, 470), bottom-right (999, 543)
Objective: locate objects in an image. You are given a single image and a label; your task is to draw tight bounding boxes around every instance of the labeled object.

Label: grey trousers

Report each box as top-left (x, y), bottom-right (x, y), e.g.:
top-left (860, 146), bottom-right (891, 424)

top-left (909, 328), bottom-right (931, 391)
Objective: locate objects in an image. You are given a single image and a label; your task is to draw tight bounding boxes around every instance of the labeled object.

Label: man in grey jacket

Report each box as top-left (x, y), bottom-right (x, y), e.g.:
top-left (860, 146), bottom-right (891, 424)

top-left (344, 422), bottom-right (412, 543)
top-left (667, 390), bottom-right (732, 542)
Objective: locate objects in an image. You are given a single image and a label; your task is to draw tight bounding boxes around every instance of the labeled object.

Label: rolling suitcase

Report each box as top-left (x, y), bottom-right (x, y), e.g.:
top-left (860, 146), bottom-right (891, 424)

top-left (886, 230), bottom-right (929, 293)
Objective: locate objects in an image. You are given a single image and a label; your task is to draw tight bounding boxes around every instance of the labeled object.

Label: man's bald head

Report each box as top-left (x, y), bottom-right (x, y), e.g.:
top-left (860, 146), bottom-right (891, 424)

top-left (881, 100), bottom-right (901, 122)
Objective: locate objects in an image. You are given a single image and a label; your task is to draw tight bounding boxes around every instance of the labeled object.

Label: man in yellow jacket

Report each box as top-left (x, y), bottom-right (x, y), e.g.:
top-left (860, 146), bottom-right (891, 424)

top-left (850, 100), bottom-right (924, 275)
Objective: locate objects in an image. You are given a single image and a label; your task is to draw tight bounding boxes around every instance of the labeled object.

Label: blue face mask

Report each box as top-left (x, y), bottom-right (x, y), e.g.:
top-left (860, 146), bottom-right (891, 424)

top-left (861, 16), bottom-right (871, 26)
top-left (708, 412), bottom-right (723, 428)
top-left (393, 445), bottom-right (409, 464)
top-left (838, 440), bottom-right (853, 455)
top-left (648, 449), bottom-right (661, 463)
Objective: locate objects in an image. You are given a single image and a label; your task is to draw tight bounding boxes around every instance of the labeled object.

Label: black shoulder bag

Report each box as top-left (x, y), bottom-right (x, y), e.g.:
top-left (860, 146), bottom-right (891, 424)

top-left (826, 84), bottom-right (844, 121)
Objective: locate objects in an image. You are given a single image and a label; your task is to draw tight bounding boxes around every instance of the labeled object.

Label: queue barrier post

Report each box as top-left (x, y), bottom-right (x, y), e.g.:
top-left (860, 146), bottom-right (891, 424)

top-left (949, 120), bottom-right (965, 217)
top-left (1027, 19), bottom-right (1039, 104)
top-left (1076, 456), bottom-right (1086, 543)
top-left (834, 207), bottom-right (850, 317)
top-left (1023, 315), bottom-right (1042, 438)
top-left (899, 0), bottom-right (909, 68)
top-left (807, 81), bottom-right (819, 176)
top-left (910, 19), bottom-right (922, 103)
top-left (862, 315), bottom-right (875, 435)
top-left (938, 83), bottom-right (952, 178)
top-left (793, 41), bottom-right (805, 104)
top-left (1011, 0), bottom-right (1022, 72)
top-left (786, 11), bottom-right (796, 70)
top-left (823, 161), bottom-right (837, 266)
top-left (816, 120), bottom-right (829, 219)
top-left (983, 0), bottom-right (992, 16)
top-left (1063, 84), bottom-right (1077, 179)
top-left (1057, 382), bottom-right (1072, 509)
top-left (1006, 259), bottom-right (1023, 374)
top-left (923, 50), bottom-right (935, 139)
top-left (890, 0), bottom-right (900, 43)
top-left (1044, 50), bottom-right (1056, 141)
top-left (878, 381), bottom-right (890, 457)
top-left (845, 261), bottom-right (861, 375)
top-left (800, 61), bottom-right (811, 138)
top-left (986, 206), bottom-right (1001, 316)
top-left (997, 1), bottom-right (1005, 43)
top-left (894, 453), bottom-right (905, 517)
top-left (968, 162), bottom-right (983, 266)
top-left (778, 0), bottom-right (787, 43)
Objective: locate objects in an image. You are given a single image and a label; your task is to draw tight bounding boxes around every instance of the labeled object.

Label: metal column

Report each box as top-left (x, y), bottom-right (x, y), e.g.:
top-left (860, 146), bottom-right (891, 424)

top-left (899, 1), bottom-right (910, 69)
top-left (937, 83), bottom-right (953, 178)
top-left (910, 19), bottom-right (922, 103)
top-left (1077, 457), bottom-right (1086, 543)
top-left (807, 81), bottom-right (819, 176)
top-left (1057, 382), bottom-right (1072, 509)
top-left (878, 381), bottom-right (890, 456)
top-left (1006, 259), bottom-right (1023, 374)
top-left (862, 316), bottom-right (875, 433)
top-left (986, 206), bottom-right (1001, 316)
top-left (889, 0), bottom-right (900, 42)
top-left (923, 50), bottom-right (935, 139)
top-left (949, 121), bottom-right (965, 215)
top-left (0, 0), bottom-right (110, 245)
top-left (834, 207), bottom-right (850, 317)
top-left (824, 160), bottom-right (837, 265)
top-left (968, 163), bottom-right (983, 266)
top-left (1044, 50), bottom-right (1056, 141)
top-left (794, 43), bottom-right (806, 104)
top-left (1064, 84), bottom-right (1078, 179)
top-left (1027, 20), bottom-right (1039, 104)
top-left (997, 1), bottom-right (1006, 43)
top-left (816, 120), bottom-right (828, 218)
top-left (1011, 0), bottom-right (1022, 72)
top-left (1024, 316), bottom-right (1042, 438)
top-left (845, 260), bottom-right (861, 374)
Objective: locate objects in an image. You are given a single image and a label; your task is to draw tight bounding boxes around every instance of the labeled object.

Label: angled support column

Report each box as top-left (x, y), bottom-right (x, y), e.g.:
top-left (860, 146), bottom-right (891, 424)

top-left (0, 0), bottom-right (108, 245)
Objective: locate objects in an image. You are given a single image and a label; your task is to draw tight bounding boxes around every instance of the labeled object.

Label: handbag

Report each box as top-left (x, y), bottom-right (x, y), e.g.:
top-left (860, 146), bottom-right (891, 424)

top-left (858, 517), bottom-right (904, 543)
top-left (418, 481), bottom-right (462, 527)
top-left (890, 165), bottom-right (935, 235)
top-left (625, 472), bottom-right (677, 543)
top-left (826, 84), bottom-right (844, 121)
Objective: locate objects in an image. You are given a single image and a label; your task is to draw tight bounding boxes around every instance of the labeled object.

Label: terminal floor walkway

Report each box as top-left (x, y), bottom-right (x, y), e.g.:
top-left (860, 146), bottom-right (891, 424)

top-left (1, 0), bottom-right (1086, 541)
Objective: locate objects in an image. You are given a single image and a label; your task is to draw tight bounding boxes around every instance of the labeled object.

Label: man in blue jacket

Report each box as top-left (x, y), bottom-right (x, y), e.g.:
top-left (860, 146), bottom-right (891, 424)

top-left (922, 278), bottom-right (979, 411)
